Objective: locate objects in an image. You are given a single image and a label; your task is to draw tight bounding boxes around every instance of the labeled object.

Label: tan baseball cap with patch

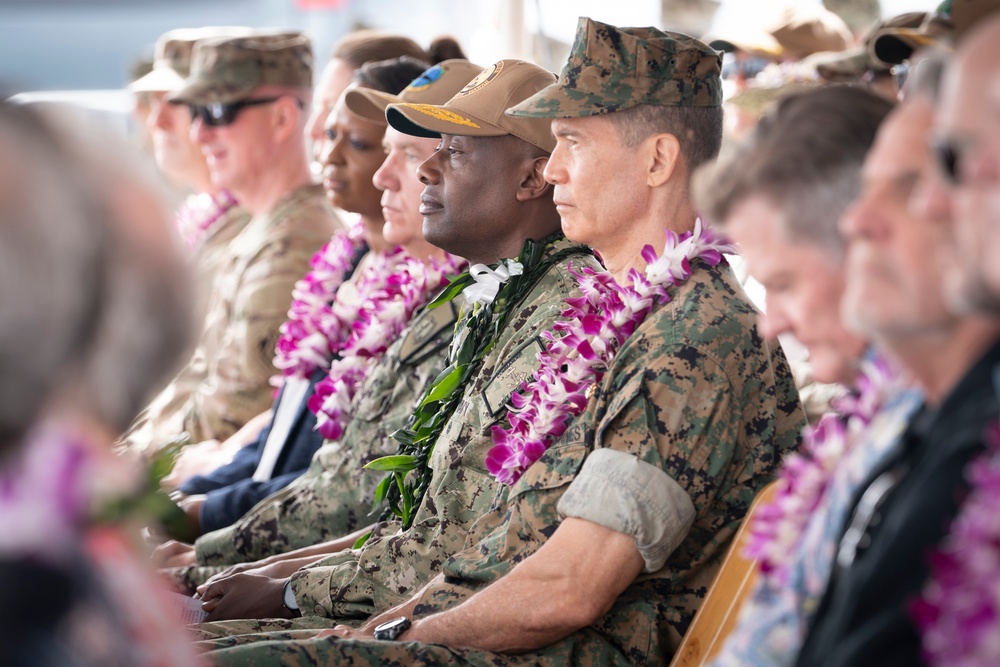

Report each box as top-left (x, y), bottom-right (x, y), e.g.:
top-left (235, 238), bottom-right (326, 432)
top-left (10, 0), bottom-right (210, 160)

top-left (129, 27), bottom-right (253, 94)
top-left (170, 32), bottom-right (313, 105)
top-left (385, 59), bottom-right (558, 153)
top-left (344, 59), bottom-right (484, 124)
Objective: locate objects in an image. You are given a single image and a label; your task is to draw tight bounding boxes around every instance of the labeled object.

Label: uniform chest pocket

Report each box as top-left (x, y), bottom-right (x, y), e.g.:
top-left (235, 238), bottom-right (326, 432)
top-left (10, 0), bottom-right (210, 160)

top-left (507, 443), bottom-right (591, 501)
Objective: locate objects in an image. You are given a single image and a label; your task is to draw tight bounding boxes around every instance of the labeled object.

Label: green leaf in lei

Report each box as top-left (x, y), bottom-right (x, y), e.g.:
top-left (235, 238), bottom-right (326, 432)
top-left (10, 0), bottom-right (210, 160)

top-left (364, 234), bottom-right (592, 530)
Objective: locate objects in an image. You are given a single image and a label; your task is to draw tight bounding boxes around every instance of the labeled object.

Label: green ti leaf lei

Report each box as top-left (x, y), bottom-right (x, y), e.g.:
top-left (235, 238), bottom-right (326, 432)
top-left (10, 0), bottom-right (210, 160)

top-left (364, 234), bottom-right (592, 531)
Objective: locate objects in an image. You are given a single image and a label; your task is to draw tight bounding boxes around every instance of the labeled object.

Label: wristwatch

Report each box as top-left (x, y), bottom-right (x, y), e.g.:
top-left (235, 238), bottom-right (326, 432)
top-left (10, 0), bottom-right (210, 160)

top-left (282, 579), bottom-right (301, 617)
top-left (373, 616), bottom-right (411, 641)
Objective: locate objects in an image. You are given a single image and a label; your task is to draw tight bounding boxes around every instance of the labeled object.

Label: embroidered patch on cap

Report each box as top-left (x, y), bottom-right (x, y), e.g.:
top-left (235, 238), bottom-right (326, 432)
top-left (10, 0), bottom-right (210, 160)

top-left (454, 61), bottom-right (504, 98)
top-left (395, 103), bottom-right (481, 129)
top-left (405, 64), bottom-right (445, 92)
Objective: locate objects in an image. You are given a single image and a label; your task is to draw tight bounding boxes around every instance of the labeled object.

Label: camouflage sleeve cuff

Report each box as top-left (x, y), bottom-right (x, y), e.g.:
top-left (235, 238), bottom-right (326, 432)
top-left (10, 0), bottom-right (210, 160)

top-left (193, 525), bottom-right (241, 566)
top-left (556, 448), bottom-right (695, 573)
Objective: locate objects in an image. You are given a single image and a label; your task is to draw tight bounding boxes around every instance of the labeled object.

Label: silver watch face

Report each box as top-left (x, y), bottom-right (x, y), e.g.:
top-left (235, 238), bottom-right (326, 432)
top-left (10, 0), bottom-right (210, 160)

top-left (373, 616), bottom-right (410, 641)
top-left (282, 579), bottom-right (299, 611)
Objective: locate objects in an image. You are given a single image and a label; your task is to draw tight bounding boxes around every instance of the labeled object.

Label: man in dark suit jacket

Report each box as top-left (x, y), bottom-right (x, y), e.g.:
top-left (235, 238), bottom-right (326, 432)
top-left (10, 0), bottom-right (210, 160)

top-left (175, 366), bottom-right (328, 535)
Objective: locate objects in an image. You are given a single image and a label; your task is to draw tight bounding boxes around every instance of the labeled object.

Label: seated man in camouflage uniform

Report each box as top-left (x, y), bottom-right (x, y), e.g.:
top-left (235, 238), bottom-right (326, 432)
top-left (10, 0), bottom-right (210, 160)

top-left (205, 19), bottom-right (804, 666)
top-left (160, 61), bottom-right (601, 625)
top-left (123, 32), bottom-right (340, 456)
top-left (154, 58), bottom-right (484, 579)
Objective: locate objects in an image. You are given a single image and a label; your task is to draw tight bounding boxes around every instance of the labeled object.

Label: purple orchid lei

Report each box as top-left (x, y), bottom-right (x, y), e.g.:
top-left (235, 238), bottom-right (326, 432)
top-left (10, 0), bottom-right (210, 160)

top-left (913, 423), bottom-right (1000, 667)
top-left (486, 219), bottom-right (734, 486)
top-left (308, 250), bottom-right (468, 440)
top-left (173, 189), bottom-right (239, 249)
top-left (742, 355), bottom-right (897, 584)
top-left (272, 218), bottom-right (367, 383)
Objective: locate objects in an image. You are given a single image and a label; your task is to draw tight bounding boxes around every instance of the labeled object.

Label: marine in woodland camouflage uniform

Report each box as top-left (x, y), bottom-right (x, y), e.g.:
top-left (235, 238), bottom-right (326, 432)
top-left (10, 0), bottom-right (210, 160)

top-left (123, 33), bottom-right (340, 454)
top-left (206, 18), bottom-right (804, 666)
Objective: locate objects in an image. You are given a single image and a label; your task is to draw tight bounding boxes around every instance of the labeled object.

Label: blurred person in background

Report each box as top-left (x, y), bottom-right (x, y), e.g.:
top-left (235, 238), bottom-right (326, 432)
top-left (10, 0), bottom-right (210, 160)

top-left (121, 32), bottom-right (340, 459)
top-left (129, 27), bottom-right (252, 259)
top-left (0, 101), bottom-right (200, 666)
top-left (306, 29), bottom-right (464, 166)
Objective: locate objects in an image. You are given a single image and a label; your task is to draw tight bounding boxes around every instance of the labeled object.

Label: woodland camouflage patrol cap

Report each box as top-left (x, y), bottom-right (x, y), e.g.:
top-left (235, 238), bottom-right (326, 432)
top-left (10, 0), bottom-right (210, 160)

top-left (507, 16), bottom-right (722, 118)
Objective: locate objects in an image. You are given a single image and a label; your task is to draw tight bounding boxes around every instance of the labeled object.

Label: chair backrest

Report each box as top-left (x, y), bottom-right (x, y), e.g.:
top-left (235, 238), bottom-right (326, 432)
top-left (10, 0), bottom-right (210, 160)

top-left (669, 481), bottom-right (778, 667)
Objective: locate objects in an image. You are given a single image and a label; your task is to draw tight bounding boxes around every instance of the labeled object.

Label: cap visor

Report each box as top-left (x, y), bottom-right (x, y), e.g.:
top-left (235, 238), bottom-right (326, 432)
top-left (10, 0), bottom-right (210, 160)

top-left (344, 87), bottom-right (397, 123)
top-left (386, 102), bottom-right (506, 138)
top-left (128, 67), bottom-right (186, 94)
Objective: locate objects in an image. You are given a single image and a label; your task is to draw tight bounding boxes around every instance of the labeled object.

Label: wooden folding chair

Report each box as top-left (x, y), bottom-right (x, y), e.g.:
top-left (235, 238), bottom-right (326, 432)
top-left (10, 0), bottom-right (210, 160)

top-left (669, 481), bottom-right (778, 667)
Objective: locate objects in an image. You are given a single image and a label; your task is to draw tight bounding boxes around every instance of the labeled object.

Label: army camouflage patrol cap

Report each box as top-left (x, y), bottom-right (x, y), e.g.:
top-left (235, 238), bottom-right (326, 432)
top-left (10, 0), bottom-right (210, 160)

top-left (170, 32), bottom-right (313, 105)
top-left (344, 59), bottom-right (484, 124)
top-left (129, 27), bottom-right (253, 94)
top-left (385, 59), bottom-right (558, 152)
top-left (507, 17), bottom-right (722, 119)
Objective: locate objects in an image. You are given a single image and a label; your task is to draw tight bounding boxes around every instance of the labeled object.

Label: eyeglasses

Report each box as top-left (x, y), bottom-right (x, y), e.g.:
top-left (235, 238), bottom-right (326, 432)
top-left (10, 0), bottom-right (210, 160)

top-left (187, 96), bottom-right (302, 128)
top-left (928, 134), bottom-right (976, 186)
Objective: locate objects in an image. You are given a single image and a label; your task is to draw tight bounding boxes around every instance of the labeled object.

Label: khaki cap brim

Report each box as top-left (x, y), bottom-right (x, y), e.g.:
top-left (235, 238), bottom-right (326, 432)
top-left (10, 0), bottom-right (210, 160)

top-left (386, 103), bottom-right (506, 138)
top-left (810, 47), bottom-right (872, 81)
top-left (129, 66), bottom-right (187, 94)
top-left (344, 88), bottom-right (398, 123)
top-left (346, 59), bottom-right (485, 124)
top-left (386, 59), bottom-right (557, 152)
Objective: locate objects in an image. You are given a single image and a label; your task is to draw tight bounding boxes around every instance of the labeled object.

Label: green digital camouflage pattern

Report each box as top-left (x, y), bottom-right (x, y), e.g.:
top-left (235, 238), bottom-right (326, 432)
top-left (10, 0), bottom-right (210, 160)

top-left (171, 33), bottom-right (313, 106)
top-left (286, 240), bottom-right (600, 621)
top-left (205, 258), bottom-right (805, 666)
top-left (508, 17), bottom-right (722, 119)
top-left (123, 184), bottom-right (338, 458)
top-left (163, 293), bottom-right (460, 592)
top-left (184, 239), bottom-right (599, 635)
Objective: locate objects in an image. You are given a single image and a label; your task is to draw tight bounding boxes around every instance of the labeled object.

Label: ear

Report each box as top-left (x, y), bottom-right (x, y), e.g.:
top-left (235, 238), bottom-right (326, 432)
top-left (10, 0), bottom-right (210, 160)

top-left (644, 133), bottom-right (683, 188)
top-left (515, 155), bottom-right (552, 201)
top-left (271, 97), bottom-right (301, 143)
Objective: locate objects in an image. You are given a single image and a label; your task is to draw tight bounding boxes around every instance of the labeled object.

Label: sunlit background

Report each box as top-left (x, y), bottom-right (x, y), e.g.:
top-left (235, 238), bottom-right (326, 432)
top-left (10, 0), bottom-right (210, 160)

top-left (1, 0), bottom-right (941, 93)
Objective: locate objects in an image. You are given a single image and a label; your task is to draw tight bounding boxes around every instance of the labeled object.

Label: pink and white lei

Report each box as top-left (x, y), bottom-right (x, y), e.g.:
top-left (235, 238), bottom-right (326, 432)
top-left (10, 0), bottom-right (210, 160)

top-left (272, 218), bottom-right (367, 383)
top-left (743, 355), bottom-right (897, 584)
top-left (486, 219), bottom-right (734, 486)
top-left (174, 189), bottom-right (239, 249)
top-left (308, 251), bottom-right (468, 440)
top-left (913, 423), bottom-right (1000, 667)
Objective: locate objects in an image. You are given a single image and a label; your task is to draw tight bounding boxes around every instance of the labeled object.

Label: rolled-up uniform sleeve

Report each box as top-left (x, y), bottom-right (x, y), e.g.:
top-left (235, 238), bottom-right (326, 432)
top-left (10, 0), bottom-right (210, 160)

top-left (557, 447), bottom-right (696, 572)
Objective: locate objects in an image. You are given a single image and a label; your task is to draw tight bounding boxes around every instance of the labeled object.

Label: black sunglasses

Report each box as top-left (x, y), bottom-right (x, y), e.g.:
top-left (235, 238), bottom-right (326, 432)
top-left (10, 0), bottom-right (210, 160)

top-left (188, 96), bottom-right (301, 127)
top-left (929, 134), bottom-right (975, 186)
